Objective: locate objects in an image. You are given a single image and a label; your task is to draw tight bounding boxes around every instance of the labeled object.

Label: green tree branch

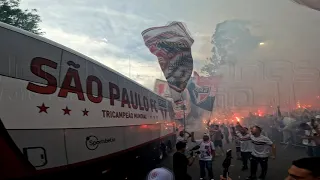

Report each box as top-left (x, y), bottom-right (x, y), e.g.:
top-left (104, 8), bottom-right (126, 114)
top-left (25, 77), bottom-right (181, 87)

top-left (0, 0), bottom-right (43, 35)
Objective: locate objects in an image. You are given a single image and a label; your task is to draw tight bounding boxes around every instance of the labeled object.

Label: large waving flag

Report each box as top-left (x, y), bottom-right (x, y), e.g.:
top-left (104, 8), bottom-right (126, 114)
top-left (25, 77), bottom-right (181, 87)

top-left (187, 71), bottom-right (221, 111)
top-left (142, 21), bottom-right (194, 103)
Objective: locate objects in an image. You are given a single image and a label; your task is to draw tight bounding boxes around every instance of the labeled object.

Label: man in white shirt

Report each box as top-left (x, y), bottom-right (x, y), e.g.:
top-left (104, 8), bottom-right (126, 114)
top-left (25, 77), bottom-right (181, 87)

top-left (211, 125), bottom-right (225, 156)
top-left (176, 131), bottom-right (186, 143)
top-left (192, 133), bottom-right (215, 180)
top-left (235, 127), bottom-right (252, 171)
top-left (300, 122), bottom-right (318, 157)
top-left (176, 130), bottom-right (192, 153)
top-left (176, 130), bottom-right (192, 144)
top-left (246, 126), bottom-right (276, 180)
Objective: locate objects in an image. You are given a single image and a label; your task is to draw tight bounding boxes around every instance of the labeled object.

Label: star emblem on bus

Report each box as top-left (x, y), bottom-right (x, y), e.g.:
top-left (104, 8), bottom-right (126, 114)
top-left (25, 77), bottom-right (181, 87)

top-left (62, 106), bottom-right (71, 115)
top-left (82, 108), bottom-right (89, 116)
top-left (37, 103), bottom-right (49, 113)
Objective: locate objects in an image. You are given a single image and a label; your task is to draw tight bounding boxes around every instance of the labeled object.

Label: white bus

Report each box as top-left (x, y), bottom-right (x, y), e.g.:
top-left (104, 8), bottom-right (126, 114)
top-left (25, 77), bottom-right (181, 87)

top-left (0, 22), bottom-right (176, 179)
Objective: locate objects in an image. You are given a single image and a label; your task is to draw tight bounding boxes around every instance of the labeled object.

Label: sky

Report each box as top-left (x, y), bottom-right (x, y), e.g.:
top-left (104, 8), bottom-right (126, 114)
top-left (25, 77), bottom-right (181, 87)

top-left (20, 0), bottom-right (320, 114)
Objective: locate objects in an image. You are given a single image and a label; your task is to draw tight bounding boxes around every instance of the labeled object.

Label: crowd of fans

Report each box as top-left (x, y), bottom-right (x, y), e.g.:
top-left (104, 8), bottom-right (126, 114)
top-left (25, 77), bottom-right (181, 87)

top-left (240, 107), bottom-right (320, 158)
top-left (145, 107), bottom-right (320, 180)
top-left (146, 122), bottom-right (320, 180)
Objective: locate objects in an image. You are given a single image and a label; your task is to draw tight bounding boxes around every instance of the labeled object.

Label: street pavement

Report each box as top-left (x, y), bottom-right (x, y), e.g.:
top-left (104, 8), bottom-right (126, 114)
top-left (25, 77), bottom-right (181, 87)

top-left (160, 132), bottom-right (308, 180)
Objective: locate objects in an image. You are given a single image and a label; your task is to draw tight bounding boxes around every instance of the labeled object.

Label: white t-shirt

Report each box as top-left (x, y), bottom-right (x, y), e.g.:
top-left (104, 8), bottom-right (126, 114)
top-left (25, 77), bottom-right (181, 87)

top-left (176, 136), bottom-right (185, 144)
top-left (302, 130), bottom-right (316, 146)
top-left (195, 140), bottom-right (215, 161)
top-left (236, 131), bottom-right (252, 152)
top-left (250, 135), bottom-right (273, 158)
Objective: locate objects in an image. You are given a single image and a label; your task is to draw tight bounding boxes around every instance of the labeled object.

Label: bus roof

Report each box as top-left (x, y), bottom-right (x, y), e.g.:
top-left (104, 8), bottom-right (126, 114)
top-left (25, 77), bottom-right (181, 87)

top-left (0, 22), bottom-right (163, 99)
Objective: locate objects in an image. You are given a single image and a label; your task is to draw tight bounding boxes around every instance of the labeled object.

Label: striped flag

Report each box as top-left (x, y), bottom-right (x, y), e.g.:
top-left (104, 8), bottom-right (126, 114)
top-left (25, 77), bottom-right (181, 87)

top-left (142, 21), bottom-right (194, 104)
top-left (187, 71), bottom-right (221, 111)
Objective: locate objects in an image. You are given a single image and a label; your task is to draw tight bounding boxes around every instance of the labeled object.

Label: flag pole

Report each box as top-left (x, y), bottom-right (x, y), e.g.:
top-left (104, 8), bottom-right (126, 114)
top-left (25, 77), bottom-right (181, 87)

top-left (183, 105), bottom-right (186, 133)
top-left (182, 94), bottom-right (187, 139)
top-left (208, 96), bottom-right (215, 126)
top-left (209, 84), bottom-right (218, 126)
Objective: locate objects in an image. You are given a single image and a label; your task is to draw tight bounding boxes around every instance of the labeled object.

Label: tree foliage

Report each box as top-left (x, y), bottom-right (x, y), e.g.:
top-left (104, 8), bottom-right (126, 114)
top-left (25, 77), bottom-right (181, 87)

top-left (201, 19), bottom-right (262, 76)
top-left (0, 0), bottom-right (43, 35)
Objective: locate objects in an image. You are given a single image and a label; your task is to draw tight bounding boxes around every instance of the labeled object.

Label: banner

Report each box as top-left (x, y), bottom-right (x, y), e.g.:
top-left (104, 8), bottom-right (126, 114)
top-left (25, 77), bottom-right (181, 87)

top-left (154, 79), bottom-right (171, 98)
top-left (187, 71), bottom-right (221, 111)
top-left (152, 71), bottom-right (221, 120)
top-left (142, 21), bottom-right (194, 103)
top-left (153, 79), bottom-right (191, 119)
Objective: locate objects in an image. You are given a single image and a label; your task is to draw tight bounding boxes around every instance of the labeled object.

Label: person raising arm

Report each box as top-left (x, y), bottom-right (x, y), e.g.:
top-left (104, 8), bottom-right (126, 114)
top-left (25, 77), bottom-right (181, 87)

top-left (246, 125), bottom-right (276, 180)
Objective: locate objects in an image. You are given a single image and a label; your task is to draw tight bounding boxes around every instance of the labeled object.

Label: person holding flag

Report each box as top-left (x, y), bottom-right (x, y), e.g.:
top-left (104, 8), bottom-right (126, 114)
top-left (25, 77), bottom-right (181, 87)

top-left (234, 126), bottom-right (252, 171)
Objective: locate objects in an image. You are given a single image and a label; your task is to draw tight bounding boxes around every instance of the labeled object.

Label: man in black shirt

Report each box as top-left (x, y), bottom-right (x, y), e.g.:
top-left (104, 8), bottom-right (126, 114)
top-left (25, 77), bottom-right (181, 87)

top-left (286, 157), bottom-right (320, 180)
top-left (173, 141), bottom-right (195, 180)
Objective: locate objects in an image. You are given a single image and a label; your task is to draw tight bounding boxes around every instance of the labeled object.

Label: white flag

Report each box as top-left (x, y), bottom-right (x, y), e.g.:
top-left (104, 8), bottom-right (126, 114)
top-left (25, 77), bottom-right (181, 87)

top-left (142, 21), bottom-right (194, 103)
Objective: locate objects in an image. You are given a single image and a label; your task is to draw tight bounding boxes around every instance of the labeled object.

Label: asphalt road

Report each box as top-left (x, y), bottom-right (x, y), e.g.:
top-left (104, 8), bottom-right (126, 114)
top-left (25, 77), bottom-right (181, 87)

top-left (160, 132), bottom-right (308, 180)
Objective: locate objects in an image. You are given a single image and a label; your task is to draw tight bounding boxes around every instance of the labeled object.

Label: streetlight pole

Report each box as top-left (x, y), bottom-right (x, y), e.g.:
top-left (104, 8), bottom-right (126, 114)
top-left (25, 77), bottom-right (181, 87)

top-left (292, 83), bottom-right (297, 107)
top-left (277, 82), bottom-right (280, 106)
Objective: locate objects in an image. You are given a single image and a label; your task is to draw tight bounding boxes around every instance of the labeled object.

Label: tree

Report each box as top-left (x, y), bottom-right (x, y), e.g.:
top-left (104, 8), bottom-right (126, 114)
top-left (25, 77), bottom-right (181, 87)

top-left (0, 0), bottom-right (43, 35)
top-left (201, 19), bottom-right (262, 76)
